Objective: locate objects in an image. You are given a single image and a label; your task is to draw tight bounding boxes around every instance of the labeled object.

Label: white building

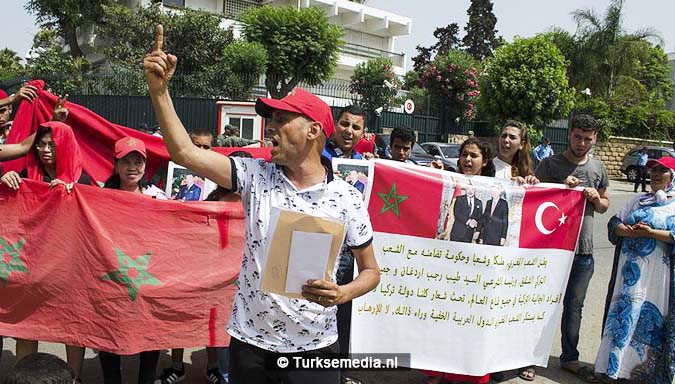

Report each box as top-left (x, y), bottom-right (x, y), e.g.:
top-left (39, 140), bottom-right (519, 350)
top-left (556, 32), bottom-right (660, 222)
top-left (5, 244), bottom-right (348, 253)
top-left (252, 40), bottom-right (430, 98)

top-left (119, 0), bottom-right (412, 81)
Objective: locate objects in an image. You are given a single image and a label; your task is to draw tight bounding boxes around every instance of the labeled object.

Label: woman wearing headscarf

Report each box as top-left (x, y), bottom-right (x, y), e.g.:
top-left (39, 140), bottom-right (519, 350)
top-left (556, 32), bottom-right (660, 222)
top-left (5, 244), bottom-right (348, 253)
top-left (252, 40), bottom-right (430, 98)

top-left (0, 120), bottom-right (91, 382)
top-left (595, 157), bottom-right (675, 383)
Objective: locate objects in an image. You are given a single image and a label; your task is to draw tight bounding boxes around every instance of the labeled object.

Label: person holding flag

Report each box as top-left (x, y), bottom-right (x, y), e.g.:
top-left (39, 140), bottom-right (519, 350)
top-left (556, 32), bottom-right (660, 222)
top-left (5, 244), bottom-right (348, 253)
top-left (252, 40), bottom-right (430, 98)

top-left (424, 136), bottom-right (495, 384)
top-left (0, 121), bottom-right (91, 382)
top-left (535, 114), bottom-right (609, 382)
top-left (98, 137), bottom-right (165, 384)
top-left (143, 25), bottom-right (379, 384)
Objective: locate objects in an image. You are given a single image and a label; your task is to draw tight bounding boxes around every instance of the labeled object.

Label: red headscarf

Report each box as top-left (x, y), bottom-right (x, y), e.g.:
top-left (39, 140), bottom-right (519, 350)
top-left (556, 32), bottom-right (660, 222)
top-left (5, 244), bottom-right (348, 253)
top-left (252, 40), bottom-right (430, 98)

top-left (26, 121), bottom-right (83, 184)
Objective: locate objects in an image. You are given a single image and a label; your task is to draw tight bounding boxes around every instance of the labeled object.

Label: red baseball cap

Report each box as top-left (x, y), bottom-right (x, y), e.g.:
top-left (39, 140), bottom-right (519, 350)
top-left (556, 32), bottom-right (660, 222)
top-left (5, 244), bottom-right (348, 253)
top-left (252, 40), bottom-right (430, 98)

top-left (255, 88), bottom-right (335, 138)
top-left (0, 90), bottom-right (8, 99)
top-left (114, 137), bottom-right (147, 159)
top-left (647, 157), bottom-right (675, 170)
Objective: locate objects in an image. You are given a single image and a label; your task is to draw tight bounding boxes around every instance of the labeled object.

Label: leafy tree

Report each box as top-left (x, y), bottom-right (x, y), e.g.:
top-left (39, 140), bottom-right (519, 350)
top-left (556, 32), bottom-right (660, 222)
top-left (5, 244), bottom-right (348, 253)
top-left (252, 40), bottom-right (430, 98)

top-left (481, 36), bottom-right (575, 127)
top-left (419, 50), bottom-right (480, 121)
top-left (240, 6), bottom-right (343, 99)
top-left (25, 28), bottom-right (90, 95)
top-left (25, 0), bottom-right (113, 58)
top-left (412, 23), bottom-right (462, 71)
top-left (98, 3), bottom-right (266, 98)
top-left (0, 49), bottom-right (26, 83)
top-left (349, 58), bottom-right (401, 125)
top-left (433, 24), bottom-right (462, 56)
top-left (570, 0), bottom-right (662, 98)
top-left (632, 42), bottom-right (673, 102)
top-left (412, 45), bottom-right (433, 72)
top-left (462, 0), bottom-right (500, 60)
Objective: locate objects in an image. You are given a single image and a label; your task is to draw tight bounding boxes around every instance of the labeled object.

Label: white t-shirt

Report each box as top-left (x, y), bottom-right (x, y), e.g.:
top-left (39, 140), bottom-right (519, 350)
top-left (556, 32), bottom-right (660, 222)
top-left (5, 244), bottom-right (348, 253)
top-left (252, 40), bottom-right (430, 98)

top-left (493, 157), bottom-right (512, 180)
top-left (228, 157), bottom-right (373, 352)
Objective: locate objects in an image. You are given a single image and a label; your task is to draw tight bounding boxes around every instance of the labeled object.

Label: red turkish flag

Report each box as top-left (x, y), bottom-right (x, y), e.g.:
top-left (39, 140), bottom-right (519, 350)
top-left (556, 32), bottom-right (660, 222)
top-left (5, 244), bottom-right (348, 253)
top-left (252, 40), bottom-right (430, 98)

top-left (518, 186), bottom-right (585, 251)
top-left (368, 161), bottom-right (445, 238)
top-left (0, 180), bottom-right (244, 354)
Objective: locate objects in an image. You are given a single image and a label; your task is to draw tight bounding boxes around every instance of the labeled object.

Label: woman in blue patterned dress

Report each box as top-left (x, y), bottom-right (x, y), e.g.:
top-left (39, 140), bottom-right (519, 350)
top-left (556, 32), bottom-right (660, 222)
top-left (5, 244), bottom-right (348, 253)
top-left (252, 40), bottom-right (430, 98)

top-left (595, 157), bottom-right (675, 383)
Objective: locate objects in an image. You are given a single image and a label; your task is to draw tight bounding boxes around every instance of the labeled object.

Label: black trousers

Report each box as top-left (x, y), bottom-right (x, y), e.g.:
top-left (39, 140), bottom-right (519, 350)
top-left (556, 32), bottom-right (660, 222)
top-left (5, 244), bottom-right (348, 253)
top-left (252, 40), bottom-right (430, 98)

top-left (228, 337), bottom-right (340, 384)
top-left (634, 165), bottom-right (647, 192)
top-left (98, 350), bottom-right (160, 384)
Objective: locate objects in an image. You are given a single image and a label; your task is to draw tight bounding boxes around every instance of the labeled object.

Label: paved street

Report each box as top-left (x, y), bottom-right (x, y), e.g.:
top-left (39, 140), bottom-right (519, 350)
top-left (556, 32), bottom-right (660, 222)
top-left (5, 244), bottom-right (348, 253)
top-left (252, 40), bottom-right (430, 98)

top-left (0, 180), bottom-right (637, 383)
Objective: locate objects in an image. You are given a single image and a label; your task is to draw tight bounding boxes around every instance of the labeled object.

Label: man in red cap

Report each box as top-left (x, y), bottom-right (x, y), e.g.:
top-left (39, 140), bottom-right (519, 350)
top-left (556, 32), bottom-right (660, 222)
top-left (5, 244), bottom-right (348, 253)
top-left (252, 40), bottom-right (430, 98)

top-left (143, 25), bottom-right (379, 384)
top-left (0, 86), bottom-right (39, 144)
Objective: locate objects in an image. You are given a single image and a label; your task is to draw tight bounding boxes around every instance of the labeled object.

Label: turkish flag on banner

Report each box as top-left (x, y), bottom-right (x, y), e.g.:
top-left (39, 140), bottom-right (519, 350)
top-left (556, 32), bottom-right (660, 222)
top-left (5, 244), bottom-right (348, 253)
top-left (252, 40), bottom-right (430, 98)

top-left (519, 186), bottom-right (586, 251)
top-left (0, 180), bottom-right (244, 354)
top-left (4, 80), bottom-right (272, 184)
top-left (368, 161), bottom-right (445, 238)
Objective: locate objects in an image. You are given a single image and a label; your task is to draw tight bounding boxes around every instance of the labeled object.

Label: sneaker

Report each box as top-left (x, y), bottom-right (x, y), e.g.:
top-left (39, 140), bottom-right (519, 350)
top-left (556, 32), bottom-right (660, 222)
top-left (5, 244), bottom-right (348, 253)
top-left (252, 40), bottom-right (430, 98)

top-left (155, 367), bottom-right (186, 384)
top-left (206, 368), bottom-right (224, 384)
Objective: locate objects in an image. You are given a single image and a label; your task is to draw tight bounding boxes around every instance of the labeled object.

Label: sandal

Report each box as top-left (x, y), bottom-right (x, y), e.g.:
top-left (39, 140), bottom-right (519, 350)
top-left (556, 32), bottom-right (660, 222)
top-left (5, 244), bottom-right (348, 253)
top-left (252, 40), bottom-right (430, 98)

top-left (561, 361), bottom-right (599, 383)
top-left (518, 366), bottom-right (536, 381)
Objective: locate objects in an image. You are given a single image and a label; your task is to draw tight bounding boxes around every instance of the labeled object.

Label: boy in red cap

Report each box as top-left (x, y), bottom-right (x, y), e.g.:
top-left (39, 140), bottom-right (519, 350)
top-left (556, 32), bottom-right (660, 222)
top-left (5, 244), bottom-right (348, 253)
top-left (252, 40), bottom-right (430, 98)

top-left (143, 25), bottom-right (379, 384)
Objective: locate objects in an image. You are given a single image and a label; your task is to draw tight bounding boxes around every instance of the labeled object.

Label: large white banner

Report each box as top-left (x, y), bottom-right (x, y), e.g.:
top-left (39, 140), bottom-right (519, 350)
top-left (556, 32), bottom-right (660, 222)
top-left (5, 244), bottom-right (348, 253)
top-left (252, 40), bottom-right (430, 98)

top-left (352, 233), bottom-right (572, 375)
top-left (349, 160), bottom-right (587, 376)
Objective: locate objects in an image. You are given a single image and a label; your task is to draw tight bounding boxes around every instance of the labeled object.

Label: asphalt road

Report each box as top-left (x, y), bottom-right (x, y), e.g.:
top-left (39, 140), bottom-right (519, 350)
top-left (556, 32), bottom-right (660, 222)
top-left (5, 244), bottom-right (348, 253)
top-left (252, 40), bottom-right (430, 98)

top-left (0, 180), bottom-right (637, 383)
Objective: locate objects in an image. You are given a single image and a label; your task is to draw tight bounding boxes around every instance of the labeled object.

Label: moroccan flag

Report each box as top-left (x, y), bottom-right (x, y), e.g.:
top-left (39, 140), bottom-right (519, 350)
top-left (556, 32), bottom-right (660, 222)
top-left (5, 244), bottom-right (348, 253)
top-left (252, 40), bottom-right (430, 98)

top-left (0, 180), bottom-right (244, 354)
top-left (368, 161), bottom-right (445, 238)
top-left (4, 80), bottom-right (272, 184)
top-left (519, 186), bottom-right (585, 251)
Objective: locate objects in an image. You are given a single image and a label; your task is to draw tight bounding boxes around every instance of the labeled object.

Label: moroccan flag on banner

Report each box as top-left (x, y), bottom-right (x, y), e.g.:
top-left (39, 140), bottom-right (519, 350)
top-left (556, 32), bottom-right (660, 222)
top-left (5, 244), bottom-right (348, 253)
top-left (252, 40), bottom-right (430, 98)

top-left (368, 161), bottom-right (445, 238)
top-left (0, 180), bottom-right (244, 354)
top-left (353, 160), bottom-right (587, 376)
top-left (4, 80), bottom-right (272, 184)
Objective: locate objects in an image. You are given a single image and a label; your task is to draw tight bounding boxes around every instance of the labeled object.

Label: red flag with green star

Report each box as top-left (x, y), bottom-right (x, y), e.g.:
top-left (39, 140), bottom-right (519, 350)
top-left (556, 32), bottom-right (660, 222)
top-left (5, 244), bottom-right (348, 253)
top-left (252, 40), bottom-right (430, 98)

top-left (0, 180), bottom-right (244, 354)
top-left (368, 161), bottom-right (445, 238)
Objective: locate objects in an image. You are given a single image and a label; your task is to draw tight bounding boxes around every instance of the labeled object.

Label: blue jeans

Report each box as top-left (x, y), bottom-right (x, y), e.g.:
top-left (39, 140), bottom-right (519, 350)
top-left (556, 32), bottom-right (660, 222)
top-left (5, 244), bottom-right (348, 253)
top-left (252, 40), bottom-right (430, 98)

top-left (336, 252), bottom-right (354, 357)
top-left (560, 254), bottom-right (594, 363)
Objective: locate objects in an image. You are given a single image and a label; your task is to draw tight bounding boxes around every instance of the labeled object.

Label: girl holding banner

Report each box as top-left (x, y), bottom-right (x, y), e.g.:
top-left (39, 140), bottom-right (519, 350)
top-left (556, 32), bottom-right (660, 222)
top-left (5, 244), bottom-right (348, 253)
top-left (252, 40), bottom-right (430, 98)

top-left (98, 137), bottom-right (164, 384)
top-left (424, 137), bottom-right (494, 384)
top-left (0, 121), bottom-right (91, 382)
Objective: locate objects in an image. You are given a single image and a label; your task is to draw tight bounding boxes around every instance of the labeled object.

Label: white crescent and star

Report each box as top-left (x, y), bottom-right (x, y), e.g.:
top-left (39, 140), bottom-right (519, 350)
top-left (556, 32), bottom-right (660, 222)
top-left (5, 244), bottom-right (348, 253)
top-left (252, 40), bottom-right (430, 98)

top-left (535, 202), bottom-right (567, 235)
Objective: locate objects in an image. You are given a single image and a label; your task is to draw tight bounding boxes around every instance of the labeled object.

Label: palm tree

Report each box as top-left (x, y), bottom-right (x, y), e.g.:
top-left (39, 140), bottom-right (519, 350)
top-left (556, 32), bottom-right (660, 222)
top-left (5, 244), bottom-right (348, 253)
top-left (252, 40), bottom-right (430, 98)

top-left (571, 0), bottom-right (662, 98)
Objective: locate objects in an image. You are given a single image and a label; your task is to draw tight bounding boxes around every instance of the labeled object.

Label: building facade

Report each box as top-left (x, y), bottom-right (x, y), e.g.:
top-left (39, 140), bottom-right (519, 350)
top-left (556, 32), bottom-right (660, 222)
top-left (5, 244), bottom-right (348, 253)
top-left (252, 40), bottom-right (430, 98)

top-left (118, 0), bottom-right (411, 82)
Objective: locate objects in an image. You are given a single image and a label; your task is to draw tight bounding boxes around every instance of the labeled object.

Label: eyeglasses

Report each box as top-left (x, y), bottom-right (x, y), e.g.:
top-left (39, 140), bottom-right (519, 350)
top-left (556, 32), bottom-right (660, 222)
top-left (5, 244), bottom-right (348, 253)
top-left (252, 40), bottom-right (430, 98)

top-left (35, 142), bottom-right (56, 150)
top-left (195, 144), bottom-right (211, 150)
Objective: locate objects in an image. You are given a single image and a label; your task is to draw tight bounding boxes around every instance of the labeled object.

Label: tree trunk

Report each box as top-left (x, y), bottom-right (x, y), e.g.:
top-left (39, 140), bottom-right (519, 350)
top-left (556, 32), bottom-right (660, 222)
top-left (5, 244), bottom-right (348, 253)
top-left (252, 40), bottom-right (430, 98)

top-left (62, 23), bottom-right (84, 59)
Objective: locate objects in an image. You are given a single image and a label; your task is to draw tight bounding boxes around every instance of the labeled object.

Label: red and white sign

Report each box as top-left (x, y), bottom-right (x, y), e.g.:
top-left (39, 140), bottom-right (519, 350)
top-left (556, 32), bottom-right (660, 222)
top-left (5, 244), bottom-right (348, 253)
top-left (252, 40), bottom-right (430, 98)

top-left (404, 99), bottom-right (415, 114)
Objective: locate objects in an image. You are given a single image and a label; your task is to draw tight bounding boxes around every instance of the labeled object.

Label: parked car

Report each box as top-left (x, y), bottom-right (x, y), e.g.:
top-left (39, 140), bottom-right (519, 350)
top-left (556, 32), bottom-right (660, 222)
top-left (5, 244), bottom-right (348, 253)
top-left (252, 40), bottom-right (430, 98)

top-left (421, 142), bottom-right (460, 172)
top-left (374, 134), bottom-right (454, 169)
top-left (620, 146), bottom-right (675, 182)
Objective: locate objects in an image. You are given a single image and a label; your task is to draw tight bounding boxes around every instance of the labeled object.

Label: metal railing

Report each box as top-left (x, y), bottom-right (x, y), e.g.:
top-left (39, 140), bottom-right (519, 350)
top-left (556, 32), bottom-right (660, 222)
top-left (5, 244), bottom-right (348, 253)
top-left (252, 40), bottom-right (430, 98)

top-left (223, 0), bottom-right (262, 19)
top-left (340, 42), bottom-right (405, 68)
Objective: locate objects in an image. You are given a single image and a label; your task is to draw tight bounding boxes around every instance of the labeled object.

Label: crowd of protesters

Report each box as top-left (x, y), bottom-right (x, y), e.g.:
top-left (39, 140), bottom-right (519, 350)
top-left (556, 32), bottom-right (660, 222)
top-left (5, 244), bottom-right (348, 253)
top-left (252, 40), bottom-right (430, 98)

top-left (0, 25), bottom-right (674, 384)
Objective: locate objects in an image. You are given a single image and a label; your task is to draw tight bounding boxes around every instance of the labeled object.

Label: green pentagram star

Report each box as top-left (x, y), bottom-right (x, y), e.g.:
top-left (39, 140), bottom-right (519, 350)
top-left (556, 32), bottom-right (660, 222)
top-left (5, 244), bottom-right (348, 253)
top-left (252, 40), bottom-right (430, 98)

top-left (102, 248), bottom-right (162, 302)
top-left (0, 237), bottom-right (27, 288)
top-left (377, 183), bottom-right (408, 217)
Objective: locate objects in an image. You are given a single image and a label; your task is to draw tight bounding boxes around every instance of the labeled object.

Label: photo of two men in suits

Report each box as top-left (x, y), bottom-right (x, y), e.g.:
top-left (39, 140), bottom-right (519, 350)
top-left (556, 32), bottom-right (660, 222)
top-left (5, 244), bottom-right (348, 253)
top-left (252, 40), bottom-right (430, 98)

top-left (449, 183), bottom-right (509, 246)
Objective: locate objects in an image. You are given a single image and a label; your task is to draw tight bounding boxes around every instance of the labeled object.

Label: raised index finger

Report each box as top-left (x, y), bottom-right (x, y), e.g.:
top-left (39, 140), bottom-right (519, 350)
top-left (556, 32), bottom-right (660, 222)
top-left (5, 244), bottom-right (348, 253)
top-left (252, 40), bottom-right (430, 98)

top-left (154, 24), bottom-right (164, 52)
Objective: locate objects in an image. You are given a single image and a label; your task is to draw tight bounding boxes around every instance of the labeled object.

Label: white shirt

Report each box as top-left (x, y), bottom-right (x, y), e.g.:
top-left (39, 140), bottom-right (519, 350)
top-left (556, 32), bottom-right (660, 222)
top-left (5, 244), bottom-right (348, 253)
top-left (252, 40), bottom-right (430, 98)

top-left (228, 157), bottom-right (373, 352)
top-left (493, 157), bottom-right (512, 180)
